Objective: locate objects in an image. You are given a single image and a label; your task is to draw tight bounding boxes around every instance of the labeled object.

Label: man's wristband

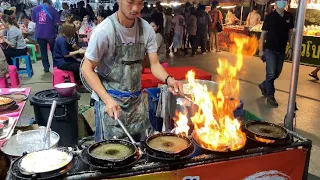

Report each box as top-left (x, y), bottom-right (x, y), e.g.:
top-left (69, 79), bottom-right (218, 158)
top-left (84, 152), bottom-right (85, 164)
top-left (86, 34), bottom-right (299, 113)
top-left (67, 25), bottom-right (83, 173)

top-left (165, 75), bottom-right (173, 85)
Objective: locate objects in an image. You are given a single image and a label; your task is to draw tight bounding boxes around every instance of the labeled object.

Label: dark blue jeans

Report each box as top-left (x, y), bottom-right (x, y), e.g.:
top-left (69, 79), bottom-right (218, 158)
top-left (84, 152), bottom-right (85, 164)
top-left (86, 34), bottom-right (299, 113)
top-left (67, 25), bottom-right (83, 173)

top-left (37, 38), bottom-right (56, 71)
top-left (262, 49), bottom-right (285, 97)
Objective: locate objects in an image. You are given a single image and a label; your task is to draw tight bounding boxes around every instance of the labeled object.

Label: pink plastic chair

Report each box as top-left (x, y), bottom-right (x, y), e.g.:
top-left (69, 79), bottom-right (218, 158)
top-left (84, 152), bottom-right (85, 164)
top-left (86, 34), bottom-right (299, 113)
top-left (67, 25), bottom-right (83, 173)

top-left (53, 67), bottom-right (76, 87)
top-left (0, 76), bottom-right (8, 88)
top-left (0, 66), bottom-right (21, 88)
top-left (8, 65), bottom-right (21, 88)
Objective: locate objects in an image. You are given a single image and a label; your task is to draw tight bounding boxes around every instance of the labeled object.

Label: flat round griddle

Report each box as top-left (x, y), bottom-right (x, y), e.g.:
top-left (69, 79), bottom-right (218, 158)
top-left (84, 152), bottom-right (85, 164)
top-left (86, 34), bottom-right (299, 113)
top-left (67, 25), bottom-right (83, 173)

top-left (192, 132), bottom-right (246, 154)
top-left (81, 146), bottom-right (141, 170)
top-left (145, 133), bottom-right (193, 158)
top-left (87, 139), bottom-right (138, 166)
top-left (245, 121), bottom-right (288, 140)
top-left (18, 148), bottom-right (73, 176)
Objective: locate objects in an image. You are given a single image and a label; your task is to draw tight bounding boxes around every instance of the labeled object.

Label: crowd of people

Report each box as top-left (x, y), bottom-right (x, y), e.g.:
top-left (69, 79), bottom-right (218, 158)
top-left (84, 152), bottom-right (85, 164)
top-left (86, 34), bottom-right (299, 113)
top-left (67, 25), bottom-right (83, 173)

top-left (0, 0), bottom-right (315, 109)
top-left (0, 0), bottom-right (227, 81)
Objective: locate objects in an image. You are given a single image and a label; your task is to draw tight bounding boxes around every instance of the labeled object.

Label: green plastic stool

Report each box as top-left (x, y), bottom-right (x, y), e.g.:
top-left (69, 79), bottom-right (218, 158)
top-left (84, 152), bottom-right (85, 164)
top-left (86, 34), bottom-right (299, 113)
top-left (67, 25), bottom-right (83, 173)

top-left (35, 44), bottom-right (41, 58)
top-left (24, 44), bottom-right (37, 63)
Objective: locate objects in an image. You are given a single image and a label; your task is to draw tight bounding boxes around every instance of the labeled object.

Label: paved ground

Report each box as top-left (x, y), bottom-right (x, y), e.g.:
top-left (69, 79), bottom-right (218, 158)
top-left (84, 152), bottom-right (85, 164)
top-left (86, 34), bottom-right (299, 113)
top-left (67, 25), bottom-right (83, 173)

top-left (16, 51), bottom-right (320, 179)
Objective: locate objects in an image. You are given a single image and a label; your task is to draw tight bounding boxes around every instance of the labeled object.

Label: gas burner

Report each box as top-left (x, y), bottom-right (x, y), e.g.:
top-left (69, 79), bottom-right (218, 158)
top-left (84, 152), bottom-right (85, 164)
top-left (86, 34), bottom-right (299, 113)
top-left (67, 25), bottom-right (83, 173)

top-left (79, 148), bottom-right (142, 171)
top-left (10, 155), bottom-right (78, 180)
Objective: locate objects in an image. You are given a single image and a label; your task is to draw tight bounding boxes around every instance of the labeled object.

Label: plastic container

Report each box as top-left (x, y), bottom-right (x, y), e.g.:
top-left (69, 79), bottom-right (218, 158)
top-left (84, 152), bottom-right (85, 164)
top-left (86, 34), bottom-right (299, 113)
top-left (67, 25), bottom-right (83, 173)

top-left (144, 88), bottom-right (163, 131)
top-left (30, 89), bottom-right (80, 147)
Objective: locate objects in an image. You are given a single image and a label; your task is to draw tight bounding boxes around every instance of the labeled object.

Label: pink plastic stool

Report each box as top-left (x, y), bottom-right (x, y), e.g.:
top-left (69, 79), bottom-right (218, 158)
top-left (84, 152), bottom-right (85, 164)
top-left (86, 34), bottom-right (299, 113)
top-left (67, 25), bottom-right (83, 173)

top-left (8, 65), bottom-right (21, 88)
top-left (53, 67), bottom-right (76, 87)
top-left (161, 62), bottom-right (169, 68)
top-left (0, 76), bottom-right (8, 88)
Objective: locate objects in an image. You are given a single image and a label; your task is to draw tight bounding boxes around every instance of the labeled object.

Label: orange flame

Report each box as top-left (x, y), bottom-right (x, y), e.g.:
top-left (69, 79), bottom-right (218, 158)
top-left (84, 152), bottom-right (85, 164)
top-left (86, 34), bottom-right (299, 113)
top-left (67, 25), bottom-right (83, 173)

top-left (174, 33), bottom-right (259, 152)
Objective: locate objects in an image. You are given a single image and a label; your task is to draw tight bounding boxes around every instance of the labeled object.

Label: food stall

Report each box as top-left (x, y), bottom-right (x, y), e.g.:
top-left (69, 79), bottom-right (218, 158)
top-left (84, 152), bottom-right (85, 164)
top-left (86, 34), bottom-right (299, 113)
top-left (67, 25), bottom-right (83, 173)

top-left (249, 0), bottom-right (320, 65)
top-left (216, 0), bottom-right (251, 51)
top-left (2, 29), bottom-right (312, 180)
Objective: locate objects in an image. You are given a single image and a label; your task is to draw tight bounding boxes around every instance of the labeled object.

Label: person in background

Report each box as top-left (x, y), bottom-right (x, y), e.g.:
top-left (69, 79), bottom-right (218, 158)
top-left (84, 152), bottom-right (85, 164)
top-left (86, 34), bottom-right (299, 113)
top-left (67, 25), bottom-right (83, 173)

top-left (246, 6), bottom-right (261, 27)
top-left (150, 20), bottom-right (166, 63)
top-left (164, 8), bottom-right (173, 56)
top-left (68, 16), bottom-right (82, 50)
top-left (140, 2), bottom-right (150, 21)
top-left (208, 1), bottom-right (222, 52)
top-left (86, 4), bottom-right (95, 23)
top-left (20, 15), bottom-right (36, 44)
top-left (53, 23), bottom-right (85, 82)
top-left (15, 3), bottom-right (27, 22)
top-left (32, 0), bottom-right (60, 72)
top-left (0, 15), bottom-right (27, 65)
top-left (0, 47), bottom-right (9, 80)
top-left (225, 9), bottom-right (237, 25)
top-left (309, 66), bottom-right (320, 80)
top-left (106, 6), bottom-right (113, 17)
top-left (151, 6), bottom-right (163, 35)
top-left (196, 4), bottom-right (211, 54)
top-left (0, 0), bottom-right (11, 10)
top-left (171, 8), bottom-right (185, 55)
top-left (3, 9), bottom-right (15, 20)
top-left (185, 7), bottom-right (197, 56)
top-left (113, 3), bottom-right (119, 13)
top-left (60, 2), bottom-right (71, 22)
top-left (76, 1), bottom-right (87, 21)
top-left (98, 5), bottom-right (106, 18)
top-left (259, 0), bottom-right (293, 107)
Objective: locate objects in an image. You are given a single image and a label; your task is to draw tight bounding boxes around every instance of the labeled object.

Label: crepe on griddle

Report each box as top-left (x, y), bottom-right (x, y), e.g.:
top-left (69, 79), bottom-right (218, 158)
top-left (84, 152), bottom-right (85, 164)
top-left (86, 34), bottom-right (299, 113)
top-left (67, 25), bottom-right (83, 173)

top-left (148, 136), bottom-right (189, 153)
top-left (90, 143), bottom-right (134, 160)
top-left (20, 149), bottom-right (72, 174)
top-left (247, 124), bottom-right (286, 139)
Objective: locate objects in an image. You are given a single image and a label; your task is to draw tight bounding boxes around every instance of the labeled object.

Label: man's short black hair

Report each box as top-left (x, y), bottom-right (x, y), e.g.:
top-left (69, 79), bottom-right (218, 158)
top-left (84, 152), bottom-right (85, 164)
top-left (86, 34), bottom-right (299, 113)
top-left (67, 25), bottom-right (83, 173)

top-left (253, 6), bottom-right (258, 10)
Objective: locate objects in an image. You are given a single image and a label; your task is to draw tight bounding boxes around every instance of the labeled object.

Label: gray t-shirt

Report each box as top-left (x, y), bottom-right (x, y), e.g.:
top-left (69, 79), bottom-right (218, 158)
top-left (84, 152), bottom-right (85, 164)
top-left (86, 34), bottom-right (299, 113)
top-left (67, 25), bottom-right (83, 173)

top-left (85, 14), bottom-right (158, 100)
top-left (7, 26), bottom-right (26, 49)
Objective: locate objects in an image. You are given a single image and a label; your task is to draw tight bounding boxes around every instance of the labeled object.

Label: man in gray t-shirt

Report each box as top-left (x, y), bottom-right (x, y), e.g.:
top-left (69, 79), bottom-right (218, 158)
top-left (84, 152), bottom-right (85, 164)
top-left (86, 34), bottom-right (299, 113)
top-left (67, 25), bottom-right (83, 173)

top-left (81, 0), bottom-right (182, 142)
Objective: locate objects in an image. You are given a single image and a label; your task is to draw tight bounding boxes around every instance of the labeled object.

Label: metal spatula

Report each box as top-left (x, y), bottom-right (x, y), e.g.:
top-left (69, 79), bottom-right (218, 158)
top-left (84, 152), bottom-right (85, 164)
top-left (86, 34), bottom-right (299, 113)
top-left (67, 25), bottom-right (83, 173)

top-left (115, 118), bottom-right (137, 145)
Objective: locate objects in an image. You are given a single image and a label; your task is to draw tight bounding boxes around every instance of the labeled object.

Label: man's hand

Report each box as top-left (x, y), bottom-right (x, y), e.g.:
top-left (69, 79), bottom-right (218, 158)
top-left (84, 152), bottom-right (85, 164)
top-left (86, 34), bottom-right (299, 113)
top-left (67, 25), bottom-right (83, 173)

top-left (104, 97), bottom-right (120, 119)
top-left (167, 77), bottom-right (183, 96)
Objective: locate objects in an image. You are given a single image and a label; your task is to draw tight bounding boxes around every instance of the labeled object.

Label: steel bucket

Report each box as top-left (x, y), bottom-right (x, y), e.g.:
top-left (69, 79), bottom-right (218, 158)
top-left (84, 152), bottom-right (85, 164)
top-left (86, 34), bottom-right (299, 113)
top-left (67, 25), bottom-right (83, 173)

top-left (1, 129), bottom-right (60, 157)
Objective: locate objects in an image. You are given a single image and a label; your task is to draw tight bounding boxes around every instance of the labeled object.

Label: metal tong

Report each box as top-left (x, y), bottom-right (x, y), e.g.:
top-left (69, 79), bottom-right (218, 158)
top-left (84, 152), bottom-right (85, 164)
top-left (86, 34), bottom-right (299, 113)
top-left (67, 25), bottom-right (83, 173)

top-left (178, 91), bottom-right (197, 106)
top-left (115, 117), bottom-right (137, 145)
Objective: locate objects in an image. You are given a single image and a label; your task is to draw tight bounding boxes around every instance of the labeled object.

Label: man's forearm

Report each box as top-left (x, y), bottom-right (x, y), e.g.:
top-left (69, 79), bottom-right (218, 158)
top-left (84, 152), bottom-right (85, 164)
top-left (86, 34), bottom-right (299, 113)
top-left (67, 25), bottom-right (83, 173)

top-left (151, 63), bottom-right (169, 82)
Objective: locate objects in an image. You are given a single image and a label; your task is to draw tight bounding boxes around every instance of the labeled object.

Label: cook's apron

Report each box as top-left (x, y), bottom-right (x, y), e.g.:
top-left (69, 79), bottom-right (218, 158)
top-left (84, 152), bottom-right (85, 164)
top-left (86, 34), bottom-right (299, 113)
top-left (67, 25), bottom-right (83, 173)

top-left (95, 17), bottom-right (149, 142)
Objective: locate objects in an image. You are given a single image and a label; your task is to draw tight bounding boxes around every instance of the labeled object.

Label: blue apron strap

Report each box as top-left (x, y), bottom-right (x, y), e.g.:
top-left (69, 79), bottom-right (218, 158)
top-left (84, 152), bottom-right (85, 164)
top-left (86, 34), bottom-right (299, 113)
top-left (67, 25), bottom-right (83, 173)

top-left (107, 90), bottom-right (141, 98)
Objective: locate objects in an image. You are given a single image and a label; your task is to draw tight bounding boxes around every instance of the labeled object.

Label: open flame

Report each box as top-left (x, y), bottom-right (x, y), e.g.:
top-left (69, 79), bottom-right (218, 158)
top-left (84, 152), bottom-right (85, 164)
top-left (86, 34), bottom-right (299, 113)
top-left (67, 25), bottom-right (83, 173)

top-left (174, 33), bottom-right (258, 152)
